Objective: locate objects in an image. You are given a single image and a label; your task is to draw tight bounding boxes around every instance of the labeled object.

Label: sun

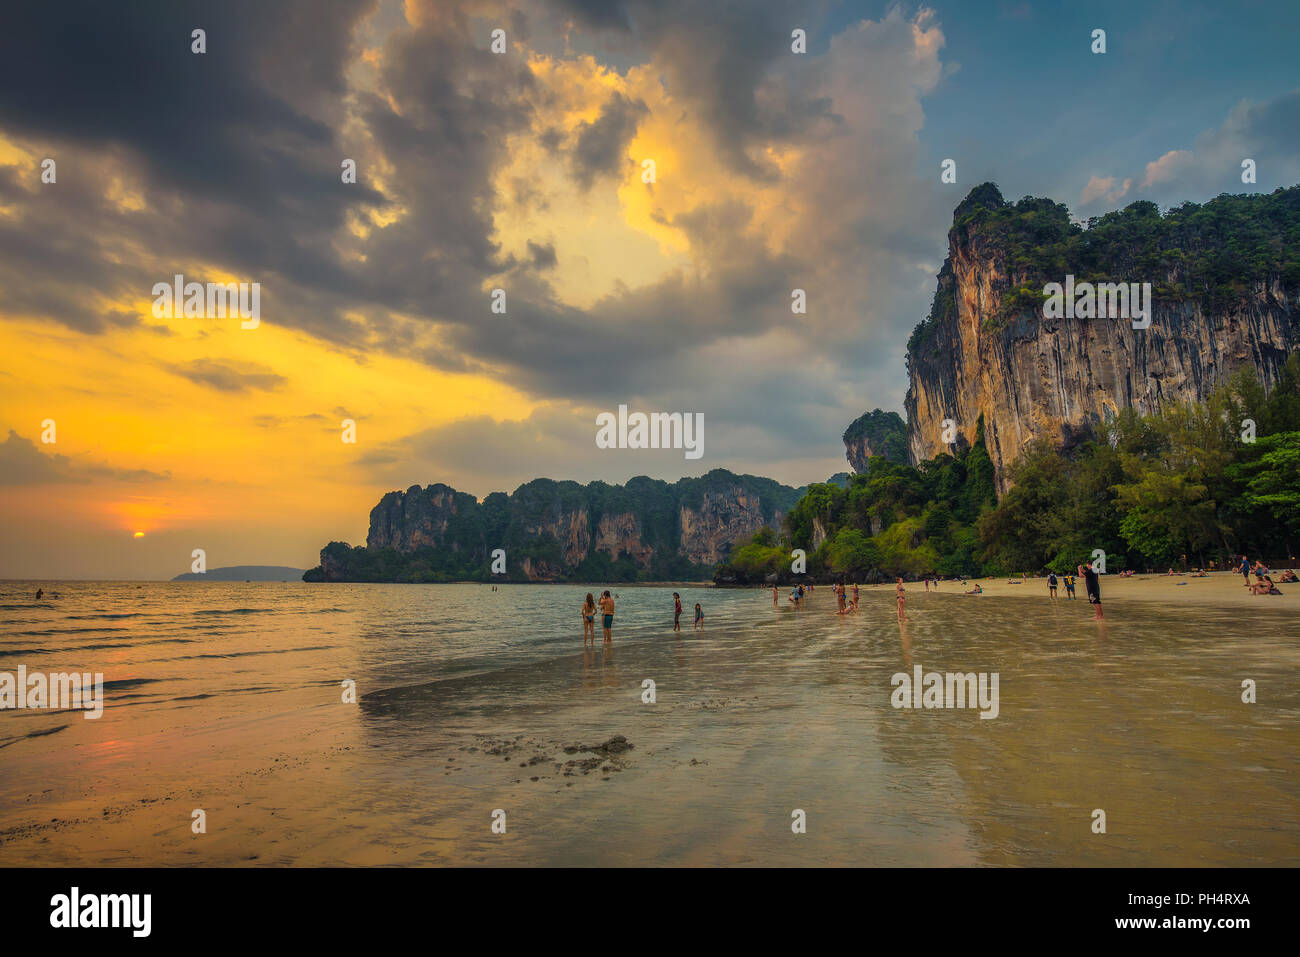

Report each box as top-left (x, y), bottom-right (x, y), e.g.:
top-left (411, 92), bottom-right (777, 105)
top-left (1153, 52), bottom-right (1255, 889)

top-left (133, 531), bottom-right (145, 538)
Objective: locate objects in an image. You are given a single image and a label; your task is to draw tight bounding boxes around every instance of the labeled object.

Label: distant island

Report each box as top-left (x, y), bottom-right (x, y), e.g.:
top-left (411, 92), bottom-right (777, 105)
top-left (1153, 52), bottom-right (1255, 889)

top-left (173, 565), bottom-right (306, 582)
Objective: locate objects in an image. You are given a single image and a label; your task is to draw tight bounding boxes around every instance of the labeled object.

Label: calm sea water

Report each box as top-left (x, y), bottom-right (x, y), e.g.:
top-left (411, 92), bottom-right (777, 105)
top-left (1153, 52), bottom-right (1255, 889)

top-left (1, 580), bottom-right (1297, 866)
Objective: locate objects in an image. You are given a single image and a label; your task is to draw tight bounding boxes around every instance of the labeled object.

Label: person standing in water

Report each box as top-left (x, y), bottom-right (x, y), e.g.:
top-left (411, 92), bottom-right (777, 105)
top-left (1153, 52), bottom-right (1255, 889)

top-left (673, 592), bottom-right (683, 632)
top-left (35, 588), bottom-right (44, 600)
top-left (836, 583), bottom-right (846, 613)
top-left (896, 577), bottom-right (909, 622)
top-left (851, 583), bottom-right (860, 610)
top-left (1047, 571), bottom-right (1058, 599)
top-left (581, 593), bottom-right (597, 644)
top-left (694, 603), bottom-right (704, 630)
top-left (772, 585), bottom-right (779, 607)
top-left (1078, 562), bottom-right (1103, 620)
top-left (599, 590), bottom-right (616, 641)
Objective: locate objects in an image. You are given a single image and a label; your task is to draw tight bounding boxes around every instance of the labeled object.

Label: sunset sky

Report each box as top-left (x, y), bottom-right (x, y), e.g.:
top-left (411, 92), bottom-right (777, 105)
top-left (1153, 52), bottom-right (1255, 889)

top-left (2, 0), bottom-right (1298, 579)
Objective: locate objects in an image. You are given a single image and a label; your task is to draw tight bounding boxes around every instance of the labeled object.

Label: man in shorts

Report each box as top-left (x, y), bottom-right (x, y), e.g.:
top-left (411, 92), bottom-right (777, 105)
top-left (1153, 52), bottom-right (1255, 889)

top-left (599, 590), bottom-right (615, 641)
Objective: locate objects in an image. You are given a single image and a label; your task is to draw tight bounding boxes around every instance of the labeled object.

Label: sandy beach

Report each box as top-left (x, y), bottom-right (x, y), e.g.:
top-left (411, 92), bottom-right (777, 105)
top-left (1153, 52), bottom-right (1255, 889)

top-left (895, 570), bottom-right (1299, 607)
top-left (2, 578), bottom-right (1297, 867)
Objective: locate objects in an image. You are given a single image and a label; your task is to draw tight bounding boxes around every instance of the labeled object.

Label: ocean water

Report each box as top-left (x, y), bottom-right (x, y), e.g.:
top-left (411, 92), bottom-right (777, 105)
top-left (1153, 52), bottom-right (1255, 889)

top-left (1, 580), bottom-right (1297, 866)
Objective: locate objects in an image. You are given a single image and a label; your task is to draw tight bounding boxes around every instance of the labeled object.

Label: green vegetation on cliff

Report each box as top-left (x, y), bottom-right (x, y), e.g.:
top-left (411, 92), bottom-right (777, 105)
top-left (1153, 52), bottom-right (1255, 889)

top-left (717, 355), bottom-right (1300, 583)
top-left (910, 182), bottom-right (1300, 348)
top-left (842, 408), bottom-right (908, 463)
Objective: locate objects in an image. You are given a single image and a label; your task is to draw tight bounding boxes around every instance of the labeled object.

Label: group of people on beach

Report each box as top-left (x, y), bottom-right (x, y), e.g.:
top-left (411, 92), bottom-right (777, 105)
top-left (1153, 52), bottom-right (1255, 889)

top-left (1240, 555), bottom-right (1289, 595)
top-left (582, 590), bottom-right (704, 643)
top-left (772, 578), bottom-right (910, 621)
top-left (574, 552), bottom-right (1292, 643)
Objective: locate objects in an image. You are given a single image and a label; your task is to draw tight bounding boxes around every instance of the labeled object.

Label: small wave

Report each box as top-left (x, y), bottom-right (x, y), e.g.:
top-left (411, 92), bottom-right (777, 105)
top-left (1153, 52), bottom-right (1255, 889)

top-left (0, 724), bottom-right (70, 750)
top-left (101, 677), bottom-right (163, 690)
top-left (66, 613), bottom-right (146, 620)
top-left (10, 627), bottom-right (132, 636)
top-left (192, 607), bottom-right (274, 616)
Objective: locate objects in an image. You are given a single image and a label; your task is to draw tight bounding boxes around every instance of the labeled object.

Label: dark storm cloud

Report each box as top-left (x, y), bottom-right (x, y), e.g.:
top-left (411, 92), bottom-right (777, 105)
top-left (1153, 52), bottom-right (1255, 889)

top-left (553, 0), bottom-right (833, 175)
top-left (569, 92), bottom-right (647, 189)
top-left (0, 0), bottom-right (929, 484)
top-left (527, 240), bottom-right (557, 269)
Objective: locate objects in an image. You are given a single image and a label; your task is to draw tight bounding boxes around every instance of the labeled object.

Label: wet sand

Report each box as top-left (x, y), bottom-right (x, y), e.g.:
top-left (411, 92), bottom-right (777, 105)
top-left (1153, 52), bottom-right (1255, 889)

top-left (1, 581), bottom-right (1296, 866)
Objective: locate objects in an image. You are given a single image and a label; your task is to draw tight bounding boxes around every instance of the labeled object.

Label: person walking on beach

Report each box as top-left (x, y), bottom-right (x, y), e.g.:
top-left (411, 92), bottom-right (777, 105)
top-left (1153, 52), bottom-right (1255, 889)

top-left (1047, 571), bottom-right (1058, 599)
top-left (582, 593), bottom-right (597, 644)
top-left (1240, 555), bottom-right (1251, 585)
top-left (1064, 574), bottom-right (1076, 599)
top-left (896, 577), bottom-right (909, 622)
top-left (694, 603), bottom-right (704, 630)
top-left (599, 590), bottom-right (615, 641)
top-left (1078, 562), bottom-right (1103, 620)
top-left (673, 592), bottom-right (683, 632)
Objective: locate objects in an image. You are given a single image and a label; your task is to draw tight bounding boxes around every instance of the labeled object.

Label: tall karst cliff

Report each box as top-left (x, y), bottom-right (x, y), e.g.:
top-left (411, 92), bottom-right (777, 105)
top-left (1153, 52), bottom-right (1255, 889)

top-left (900, 182), bottom-right (1300, 490)
top-left (306, 469), bottom-right (801, 582)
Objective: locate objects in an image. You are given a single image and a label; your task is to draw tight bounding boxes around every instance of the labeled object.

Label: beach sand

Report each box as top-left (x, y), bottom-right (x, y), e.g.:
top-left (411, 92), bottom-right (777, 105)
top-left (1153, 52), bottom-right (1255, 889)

top-left (904, 569), bottom-right (1297, 606)
top-left (2, 579), bottom-right (1296, 866)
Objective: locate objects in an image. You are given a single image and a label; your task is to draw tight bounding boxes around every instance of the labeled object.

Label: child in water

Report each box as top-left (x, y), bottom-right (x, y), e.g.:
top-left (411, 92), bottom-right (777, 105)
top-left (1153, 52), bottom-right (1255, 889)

top-left (694, 603), bottom-right (704, 630)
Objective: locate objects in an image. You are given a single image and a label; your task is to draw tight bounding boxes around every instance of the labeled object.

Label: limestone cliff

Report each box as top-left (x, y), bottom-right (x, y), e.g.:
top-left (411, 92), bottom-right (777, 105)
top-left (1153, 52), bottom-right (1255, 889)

top-left (308, 469), bottom-right (800, 582)
top-left (901, 183), bottom-right (1300, 490)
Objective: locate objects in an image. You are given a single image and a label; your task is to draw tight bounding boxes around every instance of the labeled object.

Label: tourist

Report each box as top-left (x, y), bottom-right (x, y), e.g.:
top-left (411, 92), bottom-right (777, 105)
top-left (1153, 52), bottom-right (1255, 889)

top-left (673, 592), bottom-right (683, 632)
top-left (1240, 555), bottom-right (1251, 585)
top-left (836, 583), bottom-right (846, 613)
top-left (965, 583), bottom-right (982, 595)
top-left (599, 590), bottom-right (615, 641)
top-left (694, 603), bottom-right (704, 629)
top-left (1078, 561), bottom-right (1103, 620)
top-left (851, 582), bottom-right (860, 609)
top-left (1064, 574), bottom-right (1076, 599)
top-left (1047, 571), bottom-right (1058, 599)
top-left (896, 577), bottom-right (909, 622)
top-left (773, 585), bottom-right (779, 607)
top-left (582, 593), bottom-right (597, 644)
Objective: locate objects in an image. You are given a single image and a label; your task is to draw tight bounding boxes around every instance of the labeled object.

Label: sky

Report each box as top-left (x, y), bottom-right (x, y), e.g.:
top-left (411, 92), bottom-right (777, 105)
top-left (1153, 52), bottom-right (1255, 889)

top-left (1, 0), bottom-right (1298, 579)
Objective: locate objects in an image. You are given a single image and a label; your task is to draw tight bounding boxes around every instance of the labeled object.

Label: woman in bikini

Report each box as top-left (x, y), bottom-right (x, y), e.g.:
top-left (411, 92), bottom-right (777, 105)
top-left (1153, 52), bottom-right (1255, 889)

top-left (581, 593), bottom-right (597, 644)
top-left (896, 577), bottom-right (909, 622)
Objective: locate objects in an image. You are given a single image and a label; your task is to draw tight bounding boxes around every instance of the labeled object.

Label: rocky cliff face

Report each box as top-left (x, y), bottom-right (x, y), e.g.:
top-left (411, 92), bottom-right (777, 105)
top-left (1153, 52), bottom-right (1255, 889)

top-left (680, 489), bottom-right (772, 564)
top-left (311, 469), bottom-right (801, 582)
top-left (902, 184), bottom-right (1300, 490)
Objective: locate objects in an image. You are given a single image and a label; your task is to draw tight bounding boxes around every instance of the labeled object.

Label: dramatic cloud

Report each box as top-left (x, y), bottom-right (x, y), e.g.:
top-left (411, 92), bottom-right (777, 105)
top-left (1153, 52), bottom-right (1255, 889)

top-left (0, 431), bottom-right (169, 486)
